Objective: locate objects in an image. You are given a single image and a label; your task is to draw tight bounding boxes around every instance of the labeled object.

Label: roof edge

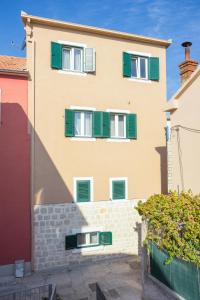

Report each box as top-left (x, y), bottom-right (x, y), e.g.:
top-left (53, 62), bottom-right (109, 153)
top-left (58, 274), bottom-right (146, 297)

top-left (21, 12), bottom-right (171, 48)
top-left (0, 69), bottom-right (28, 77)
top-left (170, 66), bottom-right (200, 101)
top-left (164, 99), bottom-right (179, 113)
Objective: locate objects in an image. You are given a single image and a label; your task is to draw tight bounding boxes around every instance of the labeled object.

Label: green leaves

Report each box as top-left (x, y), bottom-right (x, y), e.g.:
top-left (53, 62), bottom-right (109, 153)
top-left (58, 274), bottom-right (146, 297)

top-left (136, 191), bottom-right (200, 266)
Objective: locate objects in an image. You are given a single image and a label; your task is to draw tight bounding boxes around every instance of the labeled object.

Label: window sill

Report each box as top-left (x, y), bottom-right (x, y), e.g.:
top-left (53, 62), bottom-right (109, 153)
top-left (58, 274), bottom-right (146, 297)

top-left (107, 138), bottom-right (130, 142)
top-left (58, 70), bottom-right (87, 76)
top-left (111, 199), bottom-right (127, 201)
top-left (128, 78), bottom-right (151, 83)
top-left (70, 137), bottom-right (96, 141)
top-left (72, 246), bottom-right (104, 253)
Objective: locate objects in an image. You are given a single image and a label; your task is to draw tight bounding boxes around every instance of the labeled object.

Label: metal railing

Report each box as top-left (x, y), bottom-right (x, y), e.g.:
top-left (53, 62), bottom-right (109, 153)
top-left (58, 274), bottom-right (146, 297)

top-left (0, 284), bottom-right (56, 300)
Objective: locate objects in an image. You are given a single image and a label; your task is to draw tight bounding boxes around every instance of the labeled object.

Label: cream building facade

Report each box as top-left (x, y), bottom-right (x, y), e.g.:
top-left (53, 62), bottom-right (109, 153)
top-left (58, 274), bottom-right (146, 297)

top-left (166, 66), bottom-right (200, 194)
top-left (22, 12), bottom-right (170, 270)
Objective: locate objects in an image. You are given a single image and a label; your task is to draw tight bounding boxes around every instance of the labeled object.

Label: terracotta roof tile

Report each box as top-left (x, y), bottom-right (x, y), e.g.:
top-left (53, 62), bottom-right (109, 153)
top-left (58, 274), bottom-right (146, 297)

top-left (0, 56), bottom-right (26, 72)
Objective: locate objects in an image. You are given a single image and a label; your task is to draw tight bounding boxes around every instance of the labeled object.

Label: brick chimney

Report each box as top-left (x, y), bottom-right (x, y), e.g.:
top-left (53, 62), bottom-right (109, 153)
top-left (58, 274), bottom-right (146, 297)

top-left (179, 41), bottom-right (198, 84)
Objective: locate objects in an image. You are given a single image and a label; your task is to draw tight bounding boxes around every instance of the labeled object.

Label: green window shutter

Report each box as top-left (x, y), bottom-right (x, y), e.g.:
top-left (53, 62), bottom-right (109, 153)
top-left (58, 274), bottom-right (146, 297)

top-left (65, 109), bottom-right (74, 137)
top-left (51, 42), bottom-right (62, 69)
top-left (65, 235), bottom-right (77, 250)
top-left (93, 111), bottom-right (103, 137)
top-left (100, 232), bottom-right (112, 245)
top-left (123, 52), bottom-right (131, 77)
top-left (126, 114), bottom-right (137, 139)
top-left (112, 181), bottom-right (125, 200)
top-left (148, 57), bottom-right (159, 81)
top-left (102, 112), bottom-right (110, 138)
top-left (77, 180), bottom-right (90, 202)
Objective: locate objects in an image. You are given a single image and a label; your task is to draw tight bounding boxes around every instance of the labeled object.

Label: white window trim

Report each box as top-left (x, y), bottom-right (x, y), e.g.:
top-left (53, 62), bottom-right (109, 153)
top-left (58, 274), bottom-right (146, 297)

top-left (58, 70), bottom-right (87, 76)
top-left (77, 232), bottom-right (100, 247)
top-left (127, 50), bottom-right (152, 57)
top-left (74, 111), bottom-right (93, 138)
top-left (72, 226), bottom-right (104, 253)
top-left (110, 113), bottom-right (126, 139)
top-left (107, 138), bottom-right (130, 142)
top-left (70, 137), bottom-right (96, 142)
top-left (73, 245), bottom-right (104, 253)
top-left (70, 107), bottom-right (95, 140)
top-left (126, 50), bottom-right (151, 82)
top-left (128, 78), bottom-right (152, 83)
top-left (109, 177), bottom-right (128, 201)
top-left (72, 226), bottom-right (103, 234)
top-left (62, 46), bottom-right (83, 73)
top-left (70, 106), bottom-right (96, 111)
top-left (57, 40), bottom-right (86, 75)
top-left (131, 56), bottom-right (148, 80)
top-left (106, 109), bottom-right (130, 114)
top-left (58, 40), bottom-right (87, 48)
top-left (73, 177), bottom-right (94, 202)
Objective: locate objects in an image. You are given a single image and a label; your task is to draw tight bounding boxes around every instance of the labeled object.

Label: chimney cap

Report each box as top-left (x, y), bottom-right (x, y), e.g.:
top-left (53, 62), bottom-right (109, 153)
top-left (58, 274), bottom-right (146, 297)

top-left (182, 41), bottom-right (192, 48)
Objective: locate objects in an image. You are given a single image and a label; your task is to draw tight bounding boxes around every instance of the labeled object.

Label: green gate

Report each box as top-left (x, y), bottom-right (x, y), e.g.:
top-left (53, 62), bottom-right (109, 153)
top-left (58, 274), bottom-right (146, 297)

top-left (149, 242), bottom-right (200, 300)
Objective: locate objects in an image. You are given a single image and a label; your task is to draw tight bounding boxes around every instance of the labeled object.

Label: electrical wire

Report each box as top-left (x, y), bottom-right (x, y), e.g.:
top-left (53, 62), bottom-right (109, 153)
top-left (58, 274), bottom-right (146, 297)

top-left (171, 125), bottom-right (200, 133)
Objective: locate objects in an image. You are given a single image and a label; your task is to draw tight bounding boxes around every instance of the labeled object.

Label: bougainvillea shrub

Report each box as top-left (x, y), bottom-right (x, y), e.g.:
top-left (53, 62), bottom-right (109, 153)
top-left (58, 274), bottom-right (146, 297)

top-left (136, 191), bottom-right (200, 265)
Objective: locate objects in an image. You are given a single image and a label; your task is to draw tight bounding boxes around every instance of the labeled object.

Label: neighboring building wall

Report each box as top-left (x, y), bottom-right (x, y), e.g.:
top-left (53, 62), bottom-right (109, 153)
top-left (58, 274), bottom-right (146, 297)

top-left (0, 75), bottom-right (31, 268)
top-left (24, 17), bottom-right (169, 270)
top-left (169, 76), bottom-right (200, 194)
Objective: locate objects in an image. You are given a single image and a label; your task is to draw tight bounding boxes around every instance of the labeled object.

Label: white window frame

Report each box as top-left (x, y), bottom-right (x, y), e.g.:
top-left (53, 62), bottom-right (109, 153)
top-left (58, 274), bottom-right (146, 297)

top-left (62, 46), bottom-right (83, 73)
top-left (109, 177), bottom-right (128, 201)
top-left (110, 113), bottom-right (126, 139)
top-left (74, 110), bottom-right (93, 138)
top-left (131, 56), bottom-right (148, 80)
top-left (126, 50), bottom-right (152, 83)
top-left (77, 232), bottom-right (100, 248)
top-left (73, 177), bottom-right (94, 203)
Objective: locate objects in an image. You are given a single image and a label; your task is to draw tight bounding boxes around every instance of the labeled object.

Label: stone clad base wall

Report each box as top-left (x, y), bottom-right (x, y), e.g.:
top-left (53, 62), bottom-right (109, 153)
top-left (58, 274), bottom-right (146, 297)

top-left (33, 200), bottom-right (143, 270)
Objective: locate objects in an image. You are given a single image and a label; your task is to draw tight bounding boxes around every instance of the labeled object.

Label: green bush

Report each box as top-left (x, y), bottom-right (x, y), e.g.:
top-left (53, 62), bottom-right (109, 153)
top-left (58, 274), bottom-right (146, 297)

top-left (136, 191), bottom-right (200, 265)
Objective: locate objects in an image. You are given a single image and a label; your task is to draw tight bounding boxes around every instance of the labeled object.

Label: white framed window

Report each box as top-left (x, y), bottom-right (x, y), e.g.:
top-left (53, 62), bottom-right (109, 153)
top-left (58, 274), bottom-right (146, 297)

top-left (109, 177), bottom-right (128, 200)
top-left (131, 56), bottom-right (148, 79)
top-left (74, 111), bottom-right (92, 137)
top-left (77, 232), bottom-right (99, 248)
top-left (110, 113), bottom-right (126, 138)
top-left (62, 46), bottom-right (83, 72)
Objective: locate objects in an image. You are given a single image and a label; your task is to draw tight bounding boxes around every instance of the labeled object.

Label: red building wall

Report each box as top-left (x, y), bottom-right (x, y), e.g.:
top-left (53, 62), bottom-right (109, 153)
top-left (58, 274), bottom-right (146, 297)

top-left (0, 74), bottom-right (31, 265)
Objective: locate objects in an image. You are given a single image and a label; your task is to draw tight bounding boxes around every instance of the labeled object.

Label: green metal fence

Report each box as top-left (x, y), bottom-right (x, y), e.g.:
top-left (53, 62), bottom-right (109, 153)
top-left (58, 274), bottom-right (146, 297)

top-left (149, 242), bottom-right (200, 300)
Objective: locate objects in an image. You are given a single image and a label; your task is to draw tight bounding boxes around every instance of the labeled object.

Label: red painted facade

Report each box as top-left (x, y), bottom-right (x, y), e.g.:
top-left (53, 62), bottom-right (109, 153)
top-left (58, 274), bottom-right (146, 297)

top-left (0, 74), bottom-right (31, 265)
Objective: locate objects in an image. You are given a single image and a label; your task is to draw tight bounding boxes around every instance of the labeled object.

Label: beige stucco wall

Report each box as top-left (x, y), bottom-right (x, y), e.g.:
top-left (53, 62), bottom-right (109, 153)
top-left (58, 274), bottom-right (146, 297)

top-left (26, 22), bottom-right (168, 205)
top-left (169, 76), bottom-right (200, 194)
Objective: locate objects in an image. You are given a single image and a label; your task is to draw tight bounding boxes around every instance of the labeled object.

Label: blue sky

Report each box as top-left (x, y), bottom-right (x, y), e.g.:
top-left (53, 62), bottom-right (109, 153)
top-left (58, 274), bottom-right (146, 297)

top-left (1, 0), bottom-right (200, 99)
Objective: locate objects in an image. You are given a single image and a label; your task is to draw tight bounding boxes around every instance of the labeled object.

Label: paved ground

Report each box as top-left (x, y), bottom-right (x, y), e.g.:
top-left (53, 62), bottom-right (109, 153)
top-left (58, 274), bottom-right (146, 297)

top-left (0, 257), bottom-right (171, 300)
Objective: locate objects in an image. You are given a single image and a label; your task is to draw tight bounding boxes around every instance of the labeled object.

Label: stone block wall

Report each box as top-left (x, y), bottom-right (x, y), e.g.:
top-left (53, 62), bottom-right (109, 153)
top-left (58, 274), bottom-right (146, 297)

top-left (33, 200), bottom-right (142, 270)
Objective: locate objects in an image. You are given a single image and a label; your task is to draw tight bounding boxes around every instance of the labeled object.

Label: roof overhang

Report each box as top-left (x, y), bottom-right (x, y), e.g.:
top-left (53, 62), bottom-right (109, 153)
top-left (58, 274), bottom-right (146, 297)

top-left (21, 11), bottom-right (171, 48)
top-left (0, 69), bottom-right (28, 77)
top-left (165, 65), bottom-right (200, 113)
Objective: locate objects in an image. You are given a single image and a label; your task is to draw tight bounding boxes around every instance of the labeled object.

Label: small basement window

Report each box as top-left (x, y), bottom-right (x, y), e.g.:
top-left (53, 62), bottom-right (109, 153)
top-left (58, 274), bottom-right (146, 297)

top-left (77, 232), bottom-right (99, 248)
top-left (65, 231), bottom-right (112, 250)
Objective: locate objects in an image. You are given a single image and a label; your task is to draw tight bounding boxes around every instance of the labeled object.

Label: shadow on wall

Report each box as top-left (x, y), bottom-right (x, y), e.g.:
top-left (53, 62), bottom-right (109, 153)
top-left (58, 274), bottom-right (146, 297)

top-left (155, 145), bottom-right (168, 194)
top-left (0, 103), bottom-right (31, 265)
top-left (0, 103), bottom-right (151, 271)
top-left (31, 113), bottom-right (144, 270)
